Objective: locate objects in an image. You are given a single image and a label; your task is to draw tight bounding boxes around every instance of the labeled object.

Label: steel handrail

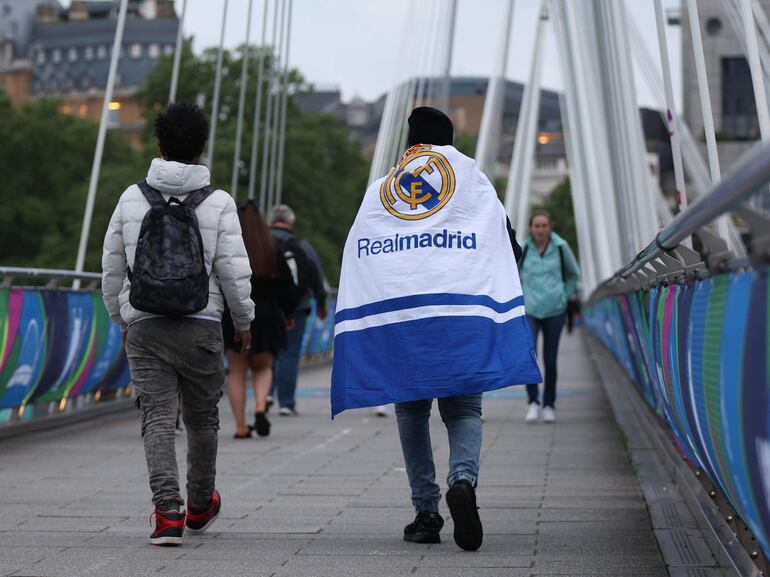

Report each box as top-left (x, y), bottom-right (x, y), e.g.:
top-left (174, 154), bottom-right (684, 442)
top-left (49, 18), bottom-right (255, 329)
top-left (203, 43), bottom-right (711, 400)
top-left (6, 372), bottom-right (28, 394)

top-left (0, 267), bottom-right (102, 284)
top-left (596, 140), bottom-right (770, 294)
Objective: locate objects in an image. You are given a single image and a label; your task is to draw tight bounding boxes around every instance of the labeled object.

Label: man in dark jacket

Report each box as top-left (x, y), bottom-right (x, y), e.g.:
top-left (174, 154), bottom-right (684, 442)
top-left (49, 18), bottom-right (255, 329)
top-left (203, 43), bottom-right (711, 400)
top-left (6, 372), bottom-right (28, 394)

top-left (269, 204), bottom-right (327, 415)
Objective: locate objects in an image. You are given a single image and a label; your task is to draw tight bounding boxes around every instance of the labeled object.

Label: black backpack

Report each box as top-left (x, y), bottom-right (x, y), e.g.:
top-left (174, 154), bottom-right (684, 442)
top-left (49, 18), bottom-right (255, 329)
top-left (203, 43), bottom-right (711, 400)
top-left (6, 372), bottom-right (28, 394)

top-left (274, 232), bottom-right (315, 301)
top-left (128, 180), bottom-right (214, 316)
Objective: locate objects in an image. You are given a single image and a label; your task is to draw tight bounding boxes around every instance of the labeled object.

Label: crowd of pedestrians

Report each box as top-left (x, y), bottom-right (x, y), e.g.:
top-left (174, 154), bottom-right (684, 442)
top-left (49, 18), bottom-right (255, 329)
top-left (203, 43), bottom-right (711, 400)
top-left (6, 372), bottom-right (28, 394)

top-left (101, 103), bottom-right (579, 551)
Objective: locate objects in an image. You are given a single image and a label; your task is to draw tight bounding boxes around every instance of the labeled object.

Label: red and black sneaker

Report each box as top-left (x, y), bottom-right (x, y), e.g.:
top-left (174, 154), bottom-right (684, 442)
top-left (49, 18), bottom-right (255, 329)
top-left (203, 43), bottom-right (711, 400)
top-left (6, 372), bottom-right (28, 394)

top-left (149, 509), bottom-right (185, 546)
top-left (186, 489), bottom-right (221, 534)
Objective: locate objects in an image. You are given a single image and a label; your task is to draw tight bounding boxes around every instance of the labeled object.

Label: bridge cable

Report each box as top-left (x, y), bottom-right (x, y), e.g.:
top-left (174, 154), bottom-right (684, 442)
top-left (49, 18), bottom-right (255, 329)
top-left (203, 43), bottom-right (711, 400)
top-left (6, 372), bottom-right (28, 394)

top-left (230, 0), bottom-right (256, 201)
top-left (168, 0), bottom-right (187, 105)
top-left (206, 0), bottom-right (230, 174)
top-left (73, 0), bottom-right (130, 287)
top-left (247, 0), bottom-right (270, 201)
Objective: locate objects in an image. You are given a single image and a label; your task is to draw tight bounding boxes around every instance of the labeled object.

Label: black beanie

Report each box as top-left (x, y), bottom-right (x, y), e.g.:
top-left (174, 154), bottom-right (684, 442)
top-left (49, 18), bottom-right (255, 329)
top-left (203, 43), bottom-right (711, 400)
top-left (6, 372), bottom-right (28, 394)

top-left (407, 106), bottom-right (454, 146)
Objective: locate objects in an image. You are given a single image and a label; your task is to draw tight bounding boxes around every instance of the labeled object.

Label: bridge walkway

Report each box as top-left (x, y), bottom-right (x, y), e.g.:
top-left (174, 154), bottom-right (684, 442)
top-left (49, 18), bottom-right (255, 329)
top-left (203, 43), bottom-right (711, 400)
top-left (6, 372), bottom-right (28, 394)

top-left (0, 332), bottom-right (669, 577)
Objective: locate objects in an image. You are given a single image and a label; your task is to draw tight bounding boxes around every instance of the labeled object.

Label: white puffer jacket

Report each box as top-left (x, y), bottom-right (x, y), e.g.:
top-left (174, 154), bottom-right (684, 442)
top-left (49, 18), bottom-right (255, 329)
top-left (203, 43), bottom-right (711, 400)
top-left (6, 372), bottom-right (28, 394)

top-left (101, 158), bottom-right (255, 331)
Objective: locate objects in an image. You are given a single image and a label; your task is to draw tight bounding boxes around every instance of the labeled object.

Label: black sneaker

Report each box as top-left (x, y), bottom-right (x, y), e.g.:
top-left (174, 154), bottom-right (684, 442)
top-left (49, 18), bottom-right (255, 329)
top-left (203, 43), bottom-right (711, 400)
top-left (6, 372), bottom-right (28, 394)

top-left (254, 412), bottom-right (271, 437)
top-left (150, 509), bottom-right (185, 546)
top-left (403, 511), bottom-right (444, 543)
top-left (186, 489), bottom-right (221, 534)
top-left (445, 480), bottom-right (483, 551)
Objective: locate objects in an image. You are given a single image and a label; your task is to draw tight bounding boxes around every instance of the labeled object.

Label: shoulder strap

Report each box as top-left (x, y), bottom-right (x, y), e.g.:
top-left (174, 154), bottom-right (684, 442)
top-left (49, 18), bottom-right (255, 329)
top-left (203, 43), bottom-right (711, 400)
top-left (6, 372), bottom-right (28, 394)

top-left (558, 245), bottom-right (566, 284)
top-left (520, 244), bottom-right (528, 265)
top-left (182, 185), bottom-right (215, 210)
top-left (137, 180), bottom-right (166, 207)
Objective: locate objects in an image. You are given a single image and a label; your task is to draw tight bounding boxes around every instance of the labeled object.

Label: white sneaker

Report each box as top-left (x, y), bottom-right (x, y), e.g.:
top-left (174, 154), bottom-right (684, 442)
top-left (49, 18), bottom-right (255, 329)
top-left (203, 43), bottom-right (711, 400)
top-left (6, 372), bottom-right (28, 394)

top-left (374, 405), bottom-right (390, 417)
top-left (542, 407), bottom-right (556, 423)
top-left (525, 403), bottom-right (540, 423)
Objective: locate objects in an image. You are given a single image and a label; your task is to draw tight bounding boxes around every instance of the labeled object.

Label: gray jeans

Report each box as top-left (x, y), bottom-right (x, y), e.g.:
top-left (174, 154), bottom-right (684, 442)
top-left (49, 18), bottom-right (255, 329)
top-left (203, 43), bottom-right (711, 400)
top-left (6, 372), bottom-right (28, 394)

top-left (126, 317), bottom-right (225, 510)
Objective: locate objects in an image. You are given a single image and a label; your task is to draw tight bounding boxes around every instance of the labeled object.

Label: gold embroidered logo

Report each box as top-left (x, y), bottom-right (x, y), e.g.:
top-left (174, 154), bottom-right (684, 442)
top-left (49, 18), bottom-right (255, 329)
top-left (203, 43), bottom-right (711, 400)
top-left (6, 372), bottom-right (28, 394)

top-left (380, 148), bottom-right (456, 220)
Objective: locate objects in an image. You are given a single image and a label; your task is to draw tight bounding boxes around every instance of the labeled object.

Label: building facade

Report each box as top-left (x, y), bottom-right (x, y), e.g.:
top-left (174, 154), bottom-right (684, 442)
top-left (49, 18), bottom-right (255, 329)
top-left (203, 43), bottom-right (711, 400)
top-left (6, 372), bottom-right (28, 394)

top-left (681, 0), bottom-right (770, 171)
top-left (0, 0), bottom-right (178, 145)
top-left (294, 77), bottom-right (669, 208)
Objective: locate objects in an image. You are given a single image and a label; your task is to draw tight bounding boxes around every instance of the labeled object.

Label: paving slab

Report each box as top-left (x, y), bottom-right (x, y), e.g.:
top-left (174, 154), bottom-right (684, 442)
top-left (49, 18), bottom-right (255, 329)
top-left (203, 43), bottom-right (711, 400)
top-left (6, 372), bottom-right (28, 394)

top-left (0, 333), bottom-right (668, 576)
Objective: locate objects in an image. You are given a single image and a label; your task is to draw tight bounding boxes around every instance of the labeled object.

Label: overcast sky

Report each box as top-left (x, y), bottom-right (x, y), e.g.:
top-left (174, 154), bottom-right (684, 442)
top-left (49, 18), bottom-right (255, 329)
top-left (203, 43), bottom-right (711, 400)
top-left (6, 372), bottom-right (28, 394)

top-left (63, 0), bottom-right (684, 109)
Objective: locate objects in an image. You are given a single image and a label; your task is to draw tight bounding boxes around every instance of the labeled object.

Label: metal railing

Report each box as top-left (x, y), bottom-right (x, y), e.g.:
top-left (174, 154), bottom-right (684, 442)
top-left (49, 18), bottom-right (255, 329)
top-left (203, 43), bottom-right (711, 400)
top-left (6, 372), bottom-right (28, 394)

top-left (585, 140), bottom-right (770, 572)
top-left (0, 267), bottom-right (102, 289)
top-left (590, 140), bottom-right (770, 303)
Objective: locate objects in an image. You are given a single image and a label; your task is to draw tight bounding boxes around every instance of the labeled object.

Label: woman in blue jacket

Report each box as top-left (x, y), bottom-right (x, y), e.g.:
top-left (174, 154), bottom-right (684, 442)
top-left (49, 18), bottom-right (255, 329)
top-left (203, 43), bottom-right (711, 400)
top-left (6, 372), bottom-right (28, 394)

top-left (519, 211), bottom-right (580, 423)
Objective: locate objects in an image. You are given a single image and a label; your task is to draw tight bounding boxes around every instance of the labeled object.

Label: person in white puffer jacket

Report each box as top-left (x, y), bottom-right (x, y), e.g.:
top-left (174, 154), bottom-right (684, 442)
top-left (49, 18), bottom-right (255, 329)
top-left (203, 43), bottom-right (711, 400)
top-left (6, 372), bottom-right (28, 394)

top-left (101, 104), bottom-right (255, 546)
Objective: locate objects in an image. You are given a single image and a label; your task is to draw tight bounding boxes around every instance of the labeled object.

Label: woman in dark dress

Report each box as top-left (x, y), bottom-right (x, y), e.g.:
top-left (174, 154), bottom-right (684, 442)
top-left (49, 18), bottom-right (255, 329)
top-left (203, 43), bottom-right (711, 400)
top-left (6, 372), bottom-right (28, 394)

top-left (223, 200), bottom-right (298, 438)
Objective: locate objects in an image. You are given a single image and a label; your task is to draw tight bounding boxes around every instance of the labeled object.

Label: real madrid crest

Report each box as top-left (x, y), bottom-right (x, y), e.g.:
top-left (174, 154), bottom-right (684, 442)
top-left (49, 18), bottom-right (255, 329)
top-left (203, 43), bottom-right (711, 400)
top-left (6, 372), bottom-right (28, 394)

top-left (380, 146), bottom-right (456, 220)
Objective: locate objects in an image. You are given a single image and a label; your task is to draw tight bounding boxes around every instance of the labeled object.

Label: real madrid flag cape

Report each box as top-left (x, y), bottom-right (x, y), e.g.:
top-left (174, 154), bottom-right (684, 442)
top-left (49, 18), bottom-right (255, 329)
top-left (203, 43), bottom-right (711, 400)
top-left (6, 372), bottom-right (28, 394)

top-left (330, 144), bottom-right (542, 416)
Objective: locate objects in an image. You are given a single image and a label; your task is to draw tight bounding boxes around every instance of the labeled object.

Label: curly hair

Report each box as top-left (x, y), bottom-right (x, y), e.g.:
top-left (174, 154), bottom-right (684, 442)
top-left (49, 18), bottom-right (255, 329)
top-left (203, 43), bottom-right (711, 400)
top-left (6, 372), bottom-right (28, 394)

top-left (154, 103), bottom-right (209, 163)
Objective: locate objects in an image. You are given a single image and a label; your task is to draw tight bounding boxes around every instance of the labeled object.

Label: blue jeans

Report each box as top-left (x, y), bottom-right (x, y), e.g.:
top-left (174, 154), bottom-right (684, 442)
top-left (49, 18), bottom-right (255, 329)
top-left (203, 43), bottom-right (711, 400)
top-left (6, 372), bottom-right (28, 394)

top-left (395, 395), bottom-right (482, 513)
top-left (526, 313), bottom-right (566, 408)
top-left (274, 310), bottom-right (308, 410)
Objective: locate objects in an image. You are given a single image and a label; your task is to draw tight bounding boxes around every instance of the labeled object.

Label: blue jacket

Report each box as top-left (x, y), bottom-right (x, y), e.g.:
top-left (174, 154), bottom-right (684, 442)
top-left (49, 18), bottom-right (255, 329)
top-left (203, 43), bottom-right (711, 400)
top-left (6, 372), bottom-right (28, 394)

top-left (519, 232), bottom-right (580, 320)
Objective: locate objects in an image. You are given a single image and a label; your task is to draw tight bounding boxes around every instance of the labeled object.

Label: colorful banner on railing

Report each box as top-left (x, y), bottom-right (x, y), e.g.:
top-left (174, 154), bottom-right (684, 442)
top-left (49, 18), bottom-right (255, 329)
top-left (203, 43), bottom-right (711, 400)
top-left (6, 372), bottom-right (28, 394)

top-left (585, 268), bottom-right (770, 558)
top-left (301, 298), bottom-right (336, 358)
top-left (0, 288), bottom-right (130, 410)
top-left (0, 288), bottom-right (337, 418)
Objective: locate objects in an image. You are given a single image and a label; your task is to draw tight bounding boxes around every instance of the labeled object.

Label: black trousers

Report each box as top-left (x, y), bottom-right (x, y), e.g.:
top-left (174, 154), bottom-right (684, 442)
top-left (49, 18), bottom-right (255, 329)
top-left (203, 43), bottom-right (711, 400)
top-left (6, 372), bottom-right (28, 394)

top-left (526, 313), bottom-right (566, 409)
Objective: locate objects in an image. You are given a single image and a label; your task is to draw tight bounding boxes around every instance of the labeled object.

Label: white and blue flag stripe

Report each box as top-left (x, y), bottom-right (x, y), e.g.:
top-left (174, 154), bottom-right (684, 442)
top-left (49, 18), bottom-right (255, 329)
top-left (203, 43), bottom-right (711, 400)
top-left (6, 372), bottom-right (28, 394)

top-left (331, 145), bottom-right (541, 416)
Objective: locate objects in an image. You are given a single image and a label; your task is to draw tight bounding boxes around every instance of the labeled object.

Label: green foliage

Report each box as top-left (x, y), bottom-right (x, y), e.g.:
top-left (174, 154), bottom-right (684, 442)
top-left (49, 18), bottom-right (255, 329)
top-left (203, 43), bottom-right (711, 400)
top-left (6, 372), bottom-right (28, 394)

top-left (453, 132), bottom-right (477, 158)
top-left (532, 177), bottom-right (579, 259)
top-left (0, 42), bottom-right (369, 284)
top-left (0, 94), bottom-right (144, 270)
top-left (136, 42), bottom-right (368, 283)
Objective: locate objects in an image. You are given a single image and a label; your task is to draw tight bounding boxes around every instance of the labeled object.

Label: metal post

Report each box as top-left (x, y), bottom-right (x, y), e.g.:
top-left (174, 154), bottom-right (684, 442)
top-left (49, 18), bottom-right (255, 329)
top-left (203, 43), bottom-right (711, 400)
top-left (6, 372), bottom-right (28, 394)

top-left (275, 0), bottom-right (293, 206)
top-left (627, 14), bottom-right (712, 198)
top-left (73, 0), bottom-right (129, 286)
top-left (685, 0), bottom-right (730, 242)
top-left (550, 3), bottom-right (598, 292)
top-left (475, 0), bottom-right (515, 179)
top-left (206, 0), bottom-right (230, 173)
top-left (440, 0), bottom-right (458, 114)
top-left (168, 0), bottom-right (187, 105)
top-left (505, 0), bottom-right (546, 235)
top-left (397, 74), bottom-right (419, 154)
top-left (259, 0), bottom-right (281, 214)
top-left (414, 0), bottom-right (439, 109)
top-left (368, 80), bottom-right (402, 184)
top-left (248, 0), bottom-right (270, 200)
top-left (654, 0), bottom-right (688, 214)
top-left (602, 0), bottom-right (659, 252)
top-left (267, 0), bottom-right (287, 210)
top-left (552, 0), bottom-right (621, 280)
top-left (230, 0), bottom-right (255, 200)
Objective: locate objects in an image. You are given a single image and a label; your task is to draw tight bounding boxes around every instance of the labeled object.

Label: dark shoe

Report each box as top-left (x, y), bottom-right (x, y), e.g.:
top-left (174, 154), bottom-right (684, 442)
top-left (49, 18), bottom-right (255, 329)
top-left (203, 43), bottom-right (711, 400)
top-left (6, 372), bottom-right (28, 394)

top-left (403, 511), bottom-right (444, 544)
top-left (446, 480), bottom-right (483, 551)
top-left (186, 489), bottom-right (221, 534)
top-left (233, 426), bottom-right (253, 439)
top-left (254, 412), bottom-right (271, 436)
top-left (150, 509), bottom-right (185, 546)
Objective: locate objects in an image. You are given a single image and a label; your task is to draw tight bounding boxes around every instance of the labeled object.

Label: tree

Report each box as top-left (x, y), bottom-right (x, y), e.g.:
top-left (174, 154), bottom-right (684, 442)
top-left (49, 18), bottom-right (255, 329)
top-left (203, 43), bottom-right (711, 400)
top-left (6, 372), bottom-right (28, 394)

top-left (0, 94), bottom-right (143, 271)
top-left (137, 43), bottom-right (369, 283)
top-left (0, 42), bottom-right (369, 284)
top-left (532, 177), bottom-right (579, 259)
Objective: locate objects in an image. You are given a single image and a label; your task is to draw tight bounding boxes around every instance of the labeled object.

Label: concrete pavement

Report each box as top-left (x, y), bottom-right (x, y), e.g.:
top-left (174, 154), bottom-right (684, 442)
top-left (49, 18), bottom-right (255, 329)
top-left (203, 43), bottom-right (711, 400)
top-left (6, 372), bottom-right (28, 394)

top-left (0, 332), bottom-right (668, 576)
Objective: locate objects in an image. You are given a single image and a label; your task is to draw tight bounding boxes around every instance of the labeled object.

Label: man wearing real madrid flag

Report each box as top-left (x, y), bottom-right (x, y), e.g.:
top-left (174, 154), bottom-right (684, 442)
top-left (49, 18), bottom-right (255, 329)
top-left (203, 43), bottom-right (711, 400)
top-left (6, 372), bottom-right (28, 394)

top-left (331, 107), bottom-right (542, 551)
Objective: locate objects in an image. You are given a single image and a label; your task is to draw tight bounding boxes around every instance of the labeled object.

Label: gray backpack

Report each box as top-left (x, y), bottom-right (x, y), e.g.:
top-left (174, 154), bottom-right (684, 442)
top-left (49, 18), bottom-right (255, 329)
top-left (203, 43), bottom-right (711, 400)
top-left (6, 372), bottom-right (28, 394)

top-left (128, 180), bottom-right (214, 316)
